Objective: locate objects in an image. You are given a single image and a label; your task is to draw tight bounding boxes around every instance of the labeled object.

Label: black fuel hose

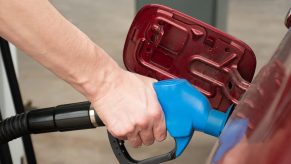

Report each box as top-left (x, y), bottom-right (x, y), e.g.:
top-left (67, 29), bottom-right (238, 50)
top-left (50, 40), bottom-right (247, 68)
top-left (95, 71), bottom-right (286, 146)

top-left (0, 101), bottom-right (104, 144)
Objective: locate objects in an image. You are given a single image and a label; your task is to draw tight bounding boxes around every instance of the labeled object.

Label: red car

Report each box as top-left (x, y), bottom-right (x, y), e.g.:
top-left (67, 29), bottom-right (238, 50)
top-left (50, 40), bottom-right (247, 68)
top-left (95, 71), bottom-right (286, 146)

top-left (121, 5), bottom-right (291, 164)
top-left (208, 8), bottom-right (291, 164)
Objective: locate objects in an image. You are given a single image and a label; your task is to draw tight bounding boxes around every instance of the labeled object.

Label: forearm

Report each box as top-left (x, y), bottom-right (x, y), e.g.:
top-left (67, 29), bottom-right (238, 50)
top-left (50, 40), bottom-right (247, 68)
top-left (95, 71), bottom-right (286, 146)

top-left (0, 0), bottom-right (167, 146)
top-left (0, 0), bottom-right (119, 101)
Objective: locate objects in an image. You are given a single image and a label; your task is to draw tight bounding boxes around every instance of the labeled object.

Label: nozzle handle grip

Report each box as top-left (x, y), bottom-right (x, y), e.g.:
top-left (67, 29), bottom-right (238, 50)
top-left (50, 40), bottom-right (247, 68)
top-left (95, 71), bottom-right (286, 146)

top-left (109, 79), bottom-right (231, 164)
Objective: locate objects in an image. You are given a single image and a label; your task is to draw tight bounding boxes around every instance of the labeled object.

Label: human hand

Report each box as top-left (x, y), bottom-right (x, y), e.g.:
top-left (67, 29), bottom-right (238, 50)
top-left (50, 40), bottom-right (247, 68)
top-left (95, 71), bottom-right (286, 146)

top-left (91, 69), bottom-right (167, 147)
top-left (0, 0), bottom-right (166, 147)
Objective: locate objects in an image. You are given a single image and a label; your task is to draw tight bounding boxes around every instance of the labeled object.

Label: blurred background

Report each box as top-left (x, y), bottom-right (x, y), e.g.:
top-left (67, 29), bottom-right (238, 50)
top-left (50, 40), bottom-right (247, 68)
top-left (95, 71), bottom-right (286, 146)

top-left (11, 0), bottom-right (290, 163)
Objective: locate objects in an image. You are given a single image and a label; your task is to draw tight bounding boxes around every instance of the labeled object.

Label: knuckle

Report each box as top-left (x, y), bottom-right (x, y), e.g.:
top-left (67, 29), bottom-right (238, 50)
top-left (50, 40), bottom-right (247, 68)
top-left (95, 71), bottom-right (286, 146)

top-left (113, 130), bottom-right (126, 138)
top-left (110, 126), bottom-right (127, 138)
top-left (136, 118), bottom-right (149, 129)
top-left (113, 124), bottom-right (135, 137)
top-left (150, 109), bottom-right (162, 120)
top-left (126, 124), bottom-right (135, 134)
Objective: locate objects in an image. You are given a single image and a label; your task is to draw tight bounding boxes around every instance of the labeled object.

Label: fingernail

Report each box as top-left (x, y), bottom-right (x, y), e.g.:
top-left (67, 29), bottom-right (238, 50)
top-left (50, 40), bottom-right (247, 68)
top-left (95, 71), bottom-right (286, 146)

top-left (156, 136), bottom-right (166, 142)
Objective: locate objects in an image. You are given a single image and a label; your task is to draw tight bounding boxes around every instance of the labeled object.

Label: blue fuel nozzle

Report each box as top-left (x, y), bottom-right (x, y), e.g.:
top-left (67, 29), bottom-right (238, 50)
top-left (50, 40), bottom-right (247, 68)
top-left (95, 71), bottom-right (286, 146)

top-left (153, 79), bottom-right (231, 157)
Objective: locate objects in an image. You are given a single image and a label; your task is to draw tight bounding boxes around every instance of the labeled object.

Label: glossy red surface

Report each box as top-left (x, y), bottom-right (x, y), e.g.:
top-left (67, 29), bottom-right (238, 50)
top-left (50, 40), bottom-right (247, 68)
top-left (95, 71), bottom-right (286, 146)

top-left (123, 4), bottom-right (256, 112)
top-left (210, 28), bottom-right (291, 164)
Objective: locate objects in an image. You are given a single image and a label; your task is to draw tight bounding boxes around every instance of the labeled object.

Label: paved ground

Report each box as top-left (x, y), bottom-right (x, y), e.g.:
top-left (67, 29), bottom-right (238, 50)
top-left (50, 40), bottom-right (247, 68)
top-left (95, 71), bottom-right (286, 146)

top-left (17, 0), bottom-right (290, 163)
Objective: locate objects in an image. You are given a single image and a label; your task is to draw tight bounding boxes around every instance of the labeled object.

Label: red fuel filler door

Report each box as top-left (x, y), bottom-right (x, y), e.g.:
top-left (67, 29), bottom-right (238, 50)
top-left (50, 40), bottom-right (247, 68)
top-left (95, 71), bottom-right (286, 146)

top-left (123, 4), bottom-right (256, 112)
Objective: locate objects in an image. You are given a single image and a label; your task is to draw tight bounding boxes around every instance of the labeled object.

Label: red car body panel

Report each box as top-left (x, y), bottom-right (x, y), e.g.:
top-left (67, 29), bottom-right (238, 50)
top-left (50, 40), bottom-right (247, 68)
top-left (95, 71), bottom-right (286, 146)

top-left (209, 28), bottom-right (291, 164)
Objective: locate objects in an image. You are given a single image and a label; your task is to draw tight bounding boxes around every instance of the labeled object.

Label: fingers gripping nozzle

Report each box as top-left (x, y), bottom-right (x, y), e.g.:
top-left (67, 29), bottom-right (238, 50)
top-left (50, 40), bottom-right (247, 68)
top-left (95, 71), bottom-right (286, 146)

top-left (153, 79), bottom-right (231, 157)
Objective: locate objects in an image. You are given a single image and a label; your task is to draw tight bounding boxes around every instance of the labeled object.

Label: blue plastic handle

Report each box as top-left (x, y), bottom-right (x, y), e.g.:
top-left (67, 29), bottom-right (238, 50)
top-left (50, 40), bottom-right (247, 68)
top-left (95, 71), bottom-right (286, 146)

top-left (153, 79), bottom-right (231, 157)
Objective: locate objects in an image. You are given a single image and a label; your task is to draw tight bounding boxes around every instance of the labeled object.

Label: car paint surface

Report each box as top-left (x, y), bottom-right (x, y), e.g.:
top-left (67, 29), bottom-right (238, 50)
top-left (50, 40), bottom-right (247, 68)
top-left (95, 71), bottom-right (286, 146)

top-left (209, 28), bottom-right (291, 164)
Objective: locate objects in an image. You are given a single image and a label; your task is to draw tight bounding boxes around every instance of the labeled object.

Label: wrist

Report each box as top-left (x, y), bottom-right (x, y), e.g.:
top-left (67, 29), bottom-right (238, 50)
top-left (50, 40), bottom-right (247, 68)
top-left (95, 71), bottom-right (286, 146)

top-left (73, 46), bottom-right (122, 102)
